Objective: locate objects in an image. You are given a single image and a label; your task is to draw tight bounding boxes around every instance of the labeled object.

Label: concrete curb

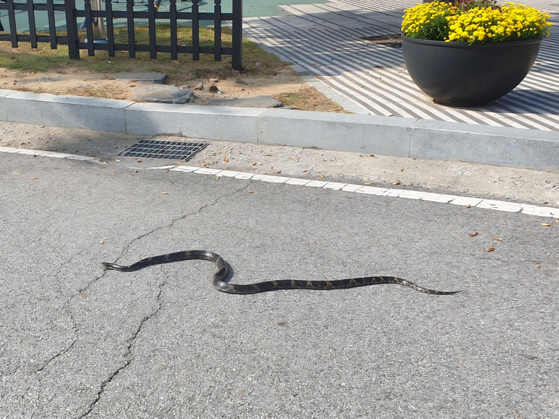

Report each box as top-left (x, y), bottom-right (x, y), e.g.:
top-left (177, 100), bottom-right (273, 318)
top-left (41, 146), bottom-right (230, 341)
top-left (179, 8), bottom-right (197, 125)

top-left (2, 89), bottom-right (558, 171)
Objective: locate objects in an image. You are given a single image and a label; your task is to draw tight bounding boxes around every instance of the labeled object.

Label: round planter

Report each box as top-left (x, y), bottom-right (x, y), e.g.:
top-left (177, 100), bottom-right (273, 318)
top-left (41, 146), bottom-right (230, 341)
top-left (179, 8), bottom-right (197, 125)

top-left (401, 36), bottom-right (542, 106)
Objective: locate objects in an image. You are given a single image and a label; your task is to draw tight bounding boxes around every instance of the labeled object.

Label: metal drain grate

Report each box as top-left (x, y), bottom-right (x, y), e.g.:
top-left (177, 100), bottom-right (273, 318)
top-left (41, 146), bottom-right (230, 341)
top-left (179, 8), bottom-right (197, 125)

top-left (118, 139), bottom-right (209, 161)
top-left (360, 34), bottom-right (402, 48)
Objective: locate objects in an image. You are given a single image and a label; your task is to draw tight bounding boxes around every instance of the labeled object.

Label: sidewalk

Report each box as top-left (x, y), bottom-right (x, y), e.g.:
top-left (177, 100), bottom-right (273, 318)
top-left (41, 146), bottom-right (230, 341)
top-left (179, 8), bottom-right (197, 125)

top-left (0, 0), bottom-right (557, 171)
top-left (243, 0), bottom-right (559, 131)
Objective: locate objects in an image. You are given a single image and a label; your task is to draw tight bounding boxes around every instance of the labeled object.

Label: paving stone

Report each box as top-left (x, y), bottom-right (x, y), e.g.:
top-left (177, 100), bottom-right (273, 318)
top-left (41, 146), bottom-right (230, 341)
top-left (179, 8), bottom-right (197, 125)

top-left (131, 85), bottom-right (195, 104)
top-left (207, 95), bottom-right (286, 108)
top-left (111, 72), bottom-right (167, 83)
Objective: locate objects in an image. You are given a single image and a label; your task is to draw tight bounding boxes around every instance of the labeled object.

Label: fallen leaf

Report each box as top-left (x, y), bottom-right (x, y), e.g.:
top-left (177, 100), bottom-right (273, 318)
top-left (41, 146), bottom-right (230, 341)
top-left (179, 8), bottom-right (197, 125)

top-left (541, 223), bottom-right (552, 227)
top-left (100, 239), bottom-right (105, 244)
top-left (129, 84), bottom-right (136, 87)
top-left (555, 219), bottom-right (559, 223)
top-left (370, 154), bottom-right (375, 157)
top-left (204, 162), bottom-right (210, 167)
top-left (29, 177), bottom-right (38, 179)
top-left (364, 182), bottom-right (372, 185)
top-left (224, 156), bottom-right (229, 162)
top-left (536, 265), bottom-right (540, 269)
top-left (469, 232), bottom-right (478, 237)
top-left (487, 247), bottom-right (495, 252)
top-left (248, 191), bottom-right (254, 194)
top-left (394, 181), bottom-right (401, 185)
top-left (492, 237), bottom-right (502, 241)
top-left (161, 192), bottom-right (169, 195)
top-left (400, 169), bottom-right (404, 172)
top-left (466, 204), bottom-right (471, 208)
top-left (318, 174), bottom-right (325, 178)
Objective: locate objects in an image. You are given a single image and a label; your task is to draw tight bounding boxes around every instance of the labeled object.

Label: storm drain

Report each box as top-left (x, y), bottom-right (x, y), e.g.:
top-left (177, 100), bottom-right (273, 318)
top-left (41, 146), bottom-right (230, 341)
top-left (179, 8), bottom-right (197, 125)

top-left (360, 34), bottom-right (402, 48)
top-left (118, 139), bottom-right (209, 161)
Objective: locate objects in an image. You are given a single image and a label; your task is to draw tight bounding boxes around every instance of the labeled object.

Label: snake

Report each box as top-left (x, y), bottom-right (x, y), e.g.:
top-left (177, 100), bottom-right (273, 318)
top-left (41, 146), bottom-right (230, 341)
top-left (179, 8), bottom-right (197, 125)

top-left (102, 250), bottom-right (459, 295)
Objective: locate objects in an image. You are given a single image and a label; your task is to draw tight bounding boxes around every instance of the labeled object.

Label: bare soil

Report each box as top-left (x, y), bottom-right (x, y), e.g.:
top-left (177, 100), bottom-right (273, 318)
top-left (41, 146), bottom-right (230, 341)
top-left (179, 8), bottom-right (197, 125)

top-left (0, 66), bottom-right (346, 112)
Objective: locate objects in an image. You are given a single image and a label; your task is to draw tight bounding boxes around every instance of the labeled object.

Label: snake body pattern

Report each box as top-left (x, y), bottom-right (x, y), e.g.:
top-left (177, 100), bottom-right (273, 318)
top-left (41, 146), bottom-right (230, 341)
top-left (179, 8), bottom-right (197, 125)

top-left (102, 250), bottom-right (459, 295)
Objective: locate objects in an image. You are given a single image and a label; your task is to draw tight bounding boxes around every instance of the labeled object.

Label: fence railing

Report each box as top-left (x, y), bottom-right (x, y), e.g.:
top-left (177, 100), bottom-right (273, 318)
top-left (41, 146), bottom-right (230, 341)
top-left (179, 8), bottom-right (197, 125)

top-left (0, 0), bottom-right (243, 70)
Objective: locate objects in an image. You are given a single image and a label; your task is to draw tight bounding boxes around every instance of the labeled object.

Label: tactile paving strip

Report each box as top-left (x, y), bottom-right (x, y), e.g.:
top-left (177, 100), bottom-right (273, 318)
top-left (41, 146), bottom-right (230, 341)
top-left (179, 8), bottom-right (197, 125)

top-left (118, 139), bottom-right (209, 161)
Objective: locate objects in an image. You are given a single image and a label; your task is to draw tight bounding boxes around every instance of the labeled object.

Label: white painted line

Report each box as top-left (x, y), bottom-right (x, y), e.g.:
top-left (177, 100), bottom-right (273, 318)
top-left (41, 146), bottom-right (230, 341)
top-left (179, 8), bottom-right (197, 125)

top-left (251, 174), bottom-right (290, 183)
top-left (143, 165), bottom-right (177, 170)
top-left (521, 205), bottom-right (559, 218)
top-left (476, 199), bottom-right (523, 213)
top-left (398, 190), bottom-right (427, 200)
top-left (286, 178), bottom-right (311, 186)
top-left (385, 189), bottom-right (402, 197)
top-left (448, 196), bottom-right (483, 206)
top-left (193, 168), bottom-right (222, 175)
top-left (323, 182), bottom-right (347, 190)
top-left (355, 186), bottom-right (389, 196)
top-left (306, 180), bottom-right (329, 188)
top-left (3, 148), bottom-right (558, 220)
top-left (420, 194), bottom-right (456, 203)
top-left (234, 172), bottom-right (254, 180)
top-left (218, 170), bottom-right (242, 177)
top-left (65, 155), bottom-right (95, 161)
top-left (12, 149), bottom-right (42, 156)
top-left (341, 184), bottom-right (363, 192)
top-left (171, 166), bottom-right (198, 173)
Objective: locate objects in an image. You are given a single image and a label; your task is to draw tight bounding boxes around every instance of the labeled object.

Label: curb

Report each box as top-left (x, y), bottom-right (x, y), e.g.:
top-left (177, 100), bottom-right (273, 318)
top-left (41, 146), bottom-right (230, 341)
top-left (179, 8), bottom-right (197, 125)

top-left (1, 89), bottom-right (558, 171)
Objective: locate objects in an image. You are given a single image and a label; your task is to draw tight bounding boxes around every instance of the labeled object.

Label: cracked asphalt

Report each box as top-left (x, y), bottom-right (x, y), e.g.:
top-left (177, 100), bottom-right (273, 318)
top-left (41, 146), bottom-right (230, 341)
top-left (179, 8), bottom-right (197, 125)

top-left (1, 150), bottom-right (558, 418)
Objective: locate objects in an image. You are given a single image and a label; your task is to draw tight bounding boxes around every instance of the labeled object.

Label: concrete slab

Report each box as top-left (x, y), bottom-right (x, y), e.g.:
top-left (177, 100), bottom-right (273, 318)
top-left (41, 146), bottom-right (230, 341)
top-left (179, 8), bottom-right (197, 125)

top-left (410, 120), bottom-right (559, 172)
top-left (208, 95), bottom-right (285, 108)
top-left (130, 85), bottom-right (195, 104)
top-left (258, 109), bottom-right (414, 156)
top-left (125, 103), bottom-right (263, 142)
top-left (4, 92), bottom-right (132, 133)
top-left (111, 72), bottom-right (167, 83)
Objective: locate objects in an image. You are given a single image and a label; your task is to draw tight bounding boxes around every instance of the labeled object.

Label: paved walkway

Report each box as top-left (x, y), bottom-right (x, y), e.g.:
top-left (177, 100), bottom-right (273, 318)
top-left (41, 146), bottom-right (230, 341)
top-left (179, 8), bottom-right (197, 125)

top-left (243, 0), bottom-right (559, 131)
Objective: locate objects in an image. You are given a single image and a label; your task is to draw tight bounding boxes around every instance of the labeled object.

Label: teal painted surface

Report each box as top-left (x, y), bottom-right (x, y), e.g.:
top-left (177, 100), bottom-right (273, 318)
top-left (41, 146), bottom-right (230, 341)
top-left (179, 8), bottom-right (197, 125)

top-left (0, 0), bottom-right (327, 33)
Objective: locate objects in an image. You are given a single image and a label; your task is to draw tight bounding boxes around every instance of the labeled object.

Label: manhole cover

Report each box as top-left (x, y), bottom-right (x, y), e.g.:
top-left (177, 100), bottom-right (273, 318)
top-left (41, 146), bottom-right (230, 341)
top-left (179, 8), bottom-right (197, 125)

top-left (360, 34), bottom-right (402, 48)
top-left (118, 139), bottom-right (209, 161)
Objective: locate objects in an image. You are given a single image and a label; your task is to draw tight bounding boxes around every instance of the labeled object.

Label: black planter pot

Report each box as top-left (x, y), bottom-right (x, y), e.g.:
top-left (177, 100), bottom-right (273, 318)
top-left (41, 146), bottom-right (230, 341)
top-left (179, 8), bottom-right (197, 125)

top-left (401, 36), bottom-right (542, 106)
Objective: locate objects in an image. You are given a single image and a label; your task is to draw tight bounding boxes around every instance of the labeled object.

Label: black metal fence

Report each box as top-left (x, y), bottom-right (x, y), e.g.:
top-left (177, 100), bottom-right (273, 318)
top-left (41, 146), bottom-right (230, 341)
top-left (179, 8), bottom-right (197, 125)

top-left (0, 0), bottom-right (243, 69)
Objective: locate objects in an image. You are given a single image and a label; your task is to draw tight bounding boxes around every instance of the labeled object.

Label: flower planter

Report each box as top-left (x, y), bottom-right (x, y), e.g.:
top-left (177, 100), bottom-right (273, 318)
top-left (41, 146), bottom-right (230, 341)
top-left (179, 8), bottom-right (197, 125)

top-left (402, 36), bottom-right (542, 106)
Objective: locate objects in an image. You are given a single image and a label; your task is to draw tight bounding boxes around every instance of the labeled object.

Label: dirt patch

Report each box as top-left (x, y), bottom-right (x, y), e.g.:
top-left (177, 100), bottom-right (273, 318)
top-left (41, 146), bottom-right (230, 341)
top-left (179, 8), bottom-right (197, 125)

top-left (0, 66), bottom-right (346, 112)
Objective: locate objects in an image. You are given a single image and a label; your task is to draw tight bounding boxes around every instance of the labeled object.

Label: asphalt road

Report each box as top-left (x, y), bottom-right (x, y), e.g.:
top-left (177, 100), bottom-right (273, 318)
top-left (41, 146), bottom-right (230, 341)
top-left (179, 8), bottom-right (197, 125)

top-left (1, 152), bottom-right (558, 418)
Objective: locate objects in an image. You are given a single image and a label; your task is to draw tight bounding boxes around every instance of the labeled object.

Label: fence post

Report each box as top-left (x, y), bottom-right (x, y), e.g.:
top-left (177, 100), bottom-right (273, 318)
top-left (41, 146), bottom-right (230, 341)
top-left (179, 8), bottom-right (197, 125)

top-left (192, 0), bottom-right (199, 61)
top-left (26, 0), bottom-right (37, 48)
top-left (213, 0), bottom-right (221, 62)
top-left (170, 0), bottom-right (178, 60)
top-left (126, 0), bottom-right (135, 58)
top-left (7, 0), bottom-right (18, 48)
top-left (148, 0), bottom-right (156, 59)
top-left (231, 0), bottom-right (242, 70)
top-left (64, 0), bottom-right (80, 59)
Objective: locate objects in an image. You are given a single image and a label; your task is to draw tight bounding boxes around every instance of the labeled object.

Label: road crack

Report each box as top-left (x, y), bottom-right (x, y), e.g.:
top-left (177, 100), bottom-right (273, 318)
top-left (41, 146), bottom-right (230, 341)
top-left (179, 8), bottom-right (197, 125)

top-left (78, 272), bottom-right (167, 418)
top-left (31, 249), bottom-right (85, 376)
